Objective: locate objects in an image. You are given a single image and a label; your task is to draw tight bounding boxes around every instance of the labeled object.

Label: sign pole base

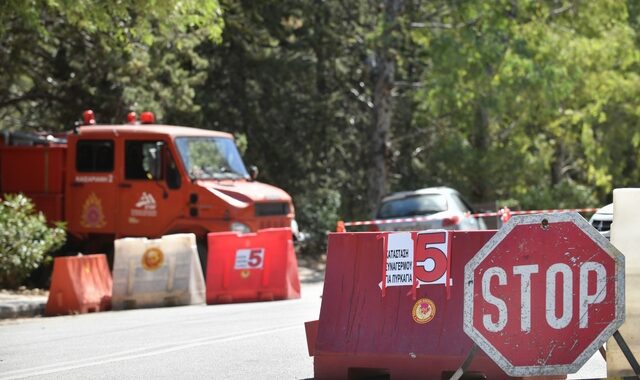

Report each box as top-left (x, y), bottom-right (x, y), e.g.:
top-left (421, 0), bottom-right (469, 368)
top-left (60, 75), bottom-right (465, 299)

top-left (613, 330), bottom-right (640, 377)
top-left (449, 343), bottom-right (478, 380)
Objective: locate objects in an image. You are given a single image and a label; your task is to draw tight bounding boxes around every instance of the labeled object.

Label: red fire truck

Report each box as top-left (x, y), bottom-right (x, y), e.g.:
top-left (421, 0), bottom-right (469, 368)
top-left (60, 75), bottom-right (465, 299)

top-left (0, 111), bottom-right (296, 267)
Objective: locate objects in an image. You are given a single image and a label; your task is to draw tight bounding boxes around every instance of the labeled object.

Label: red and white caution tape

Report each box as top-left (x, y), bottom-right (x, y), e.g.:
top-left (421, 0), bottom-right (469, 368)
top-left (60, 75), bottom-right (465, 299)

top-left (340, 207), bottom-right (599, 229)
top-left (464, 207), bottom-right (600, 219)
top-left (468, 207), bottom-right (599, 222)
top-left (500, 208), bottom-right (599, 216)
top-left (344, 214), bottom-right (451, 227)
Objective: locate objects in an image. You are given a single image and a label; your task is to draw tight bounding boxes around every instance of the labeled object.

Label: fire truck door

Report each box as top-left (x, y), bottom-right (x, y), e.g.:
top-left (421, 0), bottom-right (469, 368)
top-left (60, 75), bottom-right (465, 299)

top-left (118, 140), bottom-right (181, 237)
top-left (67, 139), bottom-right (118, 235)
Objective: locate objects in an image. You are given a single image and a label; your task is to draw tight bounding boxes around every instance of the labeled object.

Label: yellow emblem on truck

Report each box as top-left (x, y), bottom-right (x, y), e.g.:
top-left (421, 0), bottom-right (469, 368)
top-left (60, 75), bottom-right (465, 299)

top-left (80, 192), bottom-right (106, 228)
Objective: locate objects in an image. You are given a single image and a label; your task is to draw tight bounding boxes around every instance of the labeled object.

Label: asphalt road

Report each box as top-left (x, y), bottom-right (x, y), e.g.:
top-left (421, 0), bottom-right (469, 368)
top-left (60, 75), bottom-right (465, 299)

top-left (0, 282), bottom-right (323, 380)
top-left (0, 279), bottom-right (606, 380)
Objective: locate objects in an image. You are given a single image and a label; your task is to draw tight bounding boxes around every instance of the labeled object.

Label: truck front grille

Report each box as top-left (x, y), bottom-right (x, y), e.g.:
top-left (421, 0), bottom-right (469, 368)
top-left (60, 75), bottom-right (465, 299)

top-left (259, 220), bottom-right (289, 229)
top-left (255, 202), bottom-right (290, 216)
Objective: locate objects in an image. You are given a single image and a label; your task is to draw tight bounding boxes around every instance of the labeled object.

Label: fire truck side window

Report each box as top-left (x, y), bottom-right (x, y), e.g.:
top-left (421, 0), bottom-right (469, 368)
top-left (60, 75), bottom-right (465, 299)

top-left (125, 141), bottom-right (163, 180)
top-left (76, 140), bottom-right (114, 172)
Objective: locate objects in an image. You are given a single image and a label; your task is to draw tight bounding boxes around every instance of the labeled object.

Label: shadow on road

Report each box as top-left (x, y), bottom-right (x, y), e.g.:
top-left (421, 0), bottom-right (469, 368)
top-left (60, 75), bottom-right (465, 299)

top-left (297, 254), bottom-right (326, 284)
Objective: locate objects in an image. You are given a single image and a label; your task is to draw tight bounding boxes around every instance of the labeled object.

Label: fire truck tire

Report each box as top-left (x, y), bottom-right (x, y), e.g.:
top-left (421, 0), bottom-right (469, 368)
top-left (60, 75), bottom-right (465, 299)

top-left (196, 240), bottom-right (208, 276)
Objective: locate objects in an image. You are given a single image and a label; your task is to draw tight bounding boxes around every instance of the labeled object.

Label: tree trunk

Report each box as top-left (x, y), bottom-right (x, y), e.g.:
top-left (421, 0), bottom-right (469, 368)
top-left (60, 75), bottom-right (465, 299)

top-left (551, 142), bottom-right (565, 186)
top-left (471, 102), bottom-right (490, 200)
top-left (368, 0), bottom-right (403, 215)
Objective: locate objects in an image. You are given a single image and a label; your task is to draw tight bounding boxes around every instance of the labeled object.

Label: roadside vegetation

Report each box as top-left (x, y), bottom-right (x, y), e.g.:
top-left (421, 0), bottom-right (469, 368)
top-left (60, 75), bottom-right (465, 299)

top-left (2, 1), bottom-right (639, 256)
top-left (0, 194), bottom-right (66, 289)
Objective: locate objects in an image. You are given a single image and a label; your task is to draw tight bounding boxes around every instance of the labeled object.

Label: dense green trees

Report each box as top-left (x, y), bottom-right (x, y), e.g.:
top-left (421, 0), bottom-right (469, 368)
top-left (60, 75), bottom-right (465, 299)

top-left (0, 0), bottom-right (222, 127)
top-left (2, 1), bottom-right (639, 253)
top-left (404, 1), bottom-right (640, 209)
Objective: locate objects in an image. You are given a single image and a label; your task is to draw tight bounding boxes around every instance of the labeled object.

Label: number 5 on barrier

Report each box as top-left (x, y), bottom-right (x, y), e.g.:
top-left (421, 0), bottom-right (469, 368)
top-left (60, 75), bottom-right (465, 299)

top-left (235, 248), bottom-right (265, 269)
top-left (415, 230), bottom-right (451, 285)
top-left (414, 230), bottom-right (452, 298)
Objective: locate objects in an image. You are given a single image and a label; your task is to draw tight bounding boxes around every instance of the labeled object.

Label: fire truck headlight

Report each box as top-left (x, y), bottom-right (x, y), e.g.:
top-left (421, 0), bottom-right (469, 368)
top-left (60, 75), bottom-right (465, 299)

top-left (230, 222), bottom-right (251, 234)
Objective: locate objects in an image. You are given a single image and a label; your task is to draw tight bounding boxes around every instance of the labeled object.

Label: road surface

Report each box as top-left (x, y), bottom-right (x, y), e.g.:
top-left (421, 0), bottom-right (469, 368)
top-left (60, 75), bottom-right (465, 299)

top-left (0, 280), bottom-right (605, 379)
top-left (0, 282), bottom-right (322, 379)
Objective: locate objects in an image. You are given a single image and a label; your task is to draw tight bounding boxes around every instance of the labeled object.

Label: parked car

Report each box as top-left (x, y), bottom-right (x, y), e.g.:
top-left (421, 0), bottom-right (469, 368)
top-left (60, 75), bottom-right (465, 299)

top-left (589, 203), bottom-right (613, 240)
top-left (375, 187), bottom-right (487, 231)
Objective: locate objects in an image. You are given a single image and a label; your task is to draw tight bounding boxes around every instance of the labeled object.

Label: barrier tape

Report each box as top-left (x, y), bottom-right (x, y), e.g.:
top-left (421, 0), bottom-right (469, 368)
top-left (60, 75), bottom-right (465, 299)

top-left (340, 207), bottom-right (599, 228)
top-left (344, 214), bottom-right (456, 227)
top-left (488, 207), bottom-right (599, 217)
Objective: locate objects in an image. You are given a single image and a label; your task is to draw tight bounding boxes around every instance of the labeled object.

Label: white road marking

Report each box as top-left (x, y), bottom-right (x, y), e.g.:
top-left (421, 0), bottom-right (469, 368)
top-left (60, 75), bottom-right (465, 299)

top-left (1, 324), bottom-right (298, 379)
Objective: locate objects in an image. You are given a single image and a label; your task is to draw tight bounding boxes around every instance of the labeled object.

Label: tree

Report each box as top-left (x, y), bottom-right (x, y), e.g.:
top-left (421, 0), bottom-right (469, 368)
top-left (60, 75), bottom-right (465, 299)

top-left (0, 0), bottom-right (223, 130)
top-left (406, 1), bottom-right (640, 208)
top-left (192, 0), bottom-right (378, 252)
top-left (367, 0), bottom-right (405, 214)
top-left (3, 0), bottom-right (640, 257)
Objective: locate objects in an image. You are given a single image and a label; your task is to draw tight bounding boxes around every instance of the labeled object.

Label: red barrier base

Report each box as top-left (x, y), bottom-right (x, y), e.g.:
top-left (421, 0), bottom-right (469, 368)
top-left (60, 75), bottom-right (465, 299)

top-left (206, 228), bottom-right (301, 304)
top-left (314, 354), bottom-right (502, 380)
top-left (305, 320), bottom-right (319, 357)
top-left (309, 230), bottom-right (515, 380)
top-left (45, 254), bottom-right (112, 316)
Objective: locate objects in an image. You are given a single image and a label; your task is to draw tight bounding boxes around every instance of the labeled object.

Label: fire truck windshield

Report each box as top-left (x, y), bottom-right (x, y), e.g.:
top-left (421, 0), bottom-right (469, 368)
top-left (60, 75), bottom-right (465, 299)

top-left (175, 137), bottom-right (249, 180)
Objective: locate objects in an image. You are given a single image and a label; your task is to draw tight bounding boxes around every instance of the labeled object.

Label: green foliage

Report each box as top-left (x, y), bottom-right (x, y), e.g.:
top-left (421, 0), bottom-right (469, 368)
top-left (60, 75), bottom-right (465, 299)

top-left (0, 0), bottom-right (223, 44)
top-left (405, 0), bottom-right (640, 207)
top-left (0, 0), bottom-right (223, 130)
top-left (193, 0), bottom-right (374, 254)
top-left (294, 188), bottom-right (341, 256)
top-left (3, 0), bottom-right (640, 256)
top-left (234, 133), bottom-right (248, 155)
top-left (0, 194), bottom-right (66, 289)
top-left (506, 180), bottom-right (599, 211)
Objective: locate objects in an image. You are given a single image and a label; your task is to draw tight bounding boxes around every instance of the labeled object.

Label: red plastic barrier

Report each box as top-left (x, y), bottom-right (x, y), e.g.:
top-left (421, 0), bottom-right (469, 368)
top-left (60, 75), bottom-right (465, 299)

top-left (45, 254), bottom-right (112, 316)
top-left (307, 230), bottom-right (511, 380)
top-left (206, 227), bottom-right (301, 304)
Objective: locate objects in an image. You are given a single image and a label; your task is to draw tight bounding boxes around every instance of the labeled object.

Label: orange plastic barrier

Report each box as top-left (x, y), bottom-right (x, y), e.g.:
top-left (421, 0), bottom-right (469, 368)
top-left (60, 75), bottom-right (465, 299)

top-left (306, 230), bottom-right (509, 379)
top-left (45, 254), bottom-right (112, 316)
top-left (206, 227), bottom-right (301, 304)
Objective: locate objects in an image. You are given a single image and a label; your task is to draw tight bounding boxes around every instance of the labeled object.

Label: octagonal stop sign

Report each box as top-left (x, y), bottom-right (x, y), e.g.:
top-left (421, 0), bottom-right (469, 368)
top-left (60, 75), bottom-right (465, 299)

top-left (463, 213), bottom-right (625, 377)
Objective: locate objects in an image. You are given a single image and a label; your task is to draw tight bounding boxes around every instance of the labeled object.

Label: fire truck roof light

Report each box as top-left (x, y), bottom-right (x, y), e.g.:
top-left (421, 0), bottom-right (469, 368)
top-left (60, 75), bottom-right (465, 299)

top-left (140, 112), bottom-right (155, 124)
top-left (127, 112), bottom-right (137, 124)
top-left (83, 110), bottom-right (96, 126)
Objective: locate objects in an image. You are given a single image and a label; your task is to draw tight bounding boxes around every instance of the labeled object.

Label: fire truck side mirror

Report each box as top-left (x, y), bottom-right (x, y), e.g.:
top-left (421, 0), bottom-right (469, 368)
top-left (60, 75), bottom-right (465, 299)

top-left (249, 165), bottom-right (259, 181)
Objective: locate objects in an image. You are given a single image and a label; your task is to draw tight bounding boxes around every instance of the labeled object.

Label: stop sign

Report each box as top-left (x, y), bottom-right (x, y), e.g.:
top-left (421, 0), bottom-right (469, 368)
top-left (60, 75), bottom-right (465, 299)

top-left (463, 213), bottom-right (625, 376)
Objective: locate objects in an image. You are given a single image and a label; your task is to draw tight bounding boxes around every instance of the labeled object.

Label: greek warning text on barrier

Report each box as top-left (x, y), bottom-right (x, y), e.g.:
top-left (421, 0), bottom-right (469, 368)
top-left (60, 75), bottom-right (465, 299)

top-left (383, 230), bottom-right (452, 289)
top-left (385, 232), bottom-right (413, 287)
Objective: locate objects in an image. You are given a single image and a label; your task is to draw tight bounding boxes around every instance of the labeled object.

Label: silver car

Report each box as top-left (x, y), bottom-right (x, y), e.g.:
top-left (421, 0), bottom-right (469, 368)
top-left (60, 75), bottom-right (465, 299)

top-left (375, 187), bottom-right (487, 231)
top-left (589, 203), bottom-right (613, 239)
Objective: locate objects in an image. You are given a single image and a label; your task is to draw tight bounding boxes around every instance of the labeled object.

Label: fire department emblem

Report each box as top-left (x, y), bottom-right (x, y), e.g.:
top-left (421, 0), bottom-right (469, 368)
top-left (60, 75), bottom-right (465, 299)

top-left (80, 192), bottom-right (106, 228)
top-left (141, 247), bottom-right (164, 271)
top-left (412, 298), bottom-right (436, 324)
